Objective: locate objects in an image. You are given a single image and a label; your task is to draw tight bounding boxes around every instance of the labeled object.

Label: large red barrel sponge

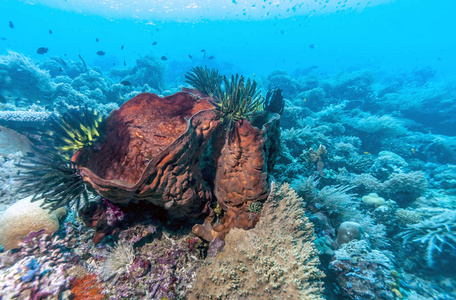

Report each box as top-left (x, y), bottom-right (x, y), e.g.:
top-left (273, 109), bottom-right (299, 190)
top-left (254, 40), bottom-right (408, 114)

top-left (72, 88), bottom-right (281, 240)
top-left (72, 89), bottom-right (219, 221)
top-left (193, 113), bottom-right (281, 241)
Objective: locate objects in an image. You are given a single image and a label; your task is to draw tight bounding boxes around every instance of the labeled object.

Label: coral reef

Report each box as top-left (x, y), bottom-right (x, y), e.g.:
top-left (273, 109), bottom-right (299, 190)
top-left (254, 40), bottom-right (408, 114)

top-left (190, 183), bottom-right (324, 299)
top-left (0, 111), bottom-right (50, 133)
top-left (330, 240), bottom-right (395, 300)
top-left (1, 48), bottom-right (455, 299)
top-left (0, 51), bottom-right (56, 105)
top-left (398, 209), bottom-right (456, 266)
top-left (265, 70), bottom-right (300, 98)
top-left (336, 221), bottom-right (366, 247)
top-left (0, 151), bottom-right (24, 212)
top-left (0, 228), bottom-right (78, 299)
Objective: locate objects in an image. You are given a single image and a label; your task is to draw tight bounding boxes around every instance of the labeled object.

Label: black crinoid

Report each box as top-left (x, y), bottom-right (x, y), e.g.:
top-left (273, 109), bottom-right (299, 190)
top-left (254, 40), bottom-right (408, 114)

top-left (19, 149), bottom-right (90, 210)
top-left (211, 74), bottom-right (264, 128)
top-left (18, 106), bottom-right (105, 211)
top-left (264, 88), bottom-right (284, 115)
top-left (185, 66), bottom-right (223, 97)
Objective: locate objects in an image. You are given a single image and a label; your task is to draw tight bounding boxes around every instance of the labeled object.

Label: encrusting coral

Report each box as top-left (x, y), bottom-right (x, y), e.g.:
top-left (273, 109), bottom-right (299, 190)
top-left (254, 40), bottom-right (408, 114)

top-left (189, 183), bottom-right (325, 299)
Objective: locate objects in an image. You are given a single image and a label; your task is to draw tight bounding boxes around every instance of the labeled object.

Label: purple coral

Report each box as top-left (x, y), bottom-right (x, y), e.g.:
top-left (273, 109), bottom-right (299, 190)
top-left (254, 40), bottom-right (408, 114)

top-left (104, 199), bottom-right (125, 227)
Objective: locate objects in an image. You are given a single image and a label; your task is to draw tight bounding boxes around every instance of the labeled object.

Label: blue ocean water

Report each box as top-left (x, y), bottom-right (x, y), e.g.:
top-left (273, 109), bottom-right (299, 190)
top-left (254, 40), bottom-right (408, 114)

top-left (1, 0), bottom-right (455, 77)
top-left (0, 0), bottom-right (455, 299)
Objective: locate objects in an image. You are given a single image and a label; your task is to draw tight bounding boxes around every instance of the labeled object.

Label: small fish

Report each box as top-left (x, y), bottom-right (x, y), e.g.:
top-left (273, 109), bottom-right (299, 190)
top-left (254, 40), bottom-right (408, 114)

top-left (364, 151), bottom-right (370, 155)
top-left (253, 73), bottom-right (256, 77)
top-left (201, 49), bottom-right (206, 52)
top-left (411, 148), bottom-right (416, 154)
top-left (124, 61), bottom-right (126, 66)
top-left (121, 45), bottom-right (124, 50)
top-left (188, 55), bottom-right (192, 59)
top-left (161, 56), bottom-right (168, 61)
top-left (9, 21), bottom-right (14, 29)
top-left (309, 44), bottom-right (316, 49)
top-left (36, 47), bottom-right (49, 54)
top-left (232, 0), bottom-right (237, 4)
top-left (96, 51), bottom-right (105, 56)
top-left (59, 58), bottom-right (67, 66)
top-left (152, 41), bottom-right (157, 45)
top-left (208, 56), bottom-right (214, 59)
top-left (96, 38), bottom-right (99, 42)
top-left (0, 37), bottom-right (6, 40)
top-left (49, 29), bottom-right (53, 34)
top-left (121, 80), bottom-right (132, 86)
top-left (204, 52), bottom-right (206, 58)
top-left (280, 30), bottom-right (285, 34)
top-left (303, 98), bottom-right (307, 102)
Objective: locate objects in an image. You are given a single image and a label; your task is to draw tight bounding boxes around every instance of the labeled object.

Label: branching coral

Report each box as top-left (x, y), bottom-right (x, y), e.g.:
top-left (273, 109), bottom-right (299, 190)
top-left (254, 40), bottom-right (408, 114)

top-left (381, 171), bottom-right (427, 204)
top-left (398, 209), bottom-right (456, 267)
top-left (190, 183), bottom-right (324, 299)
top-left (343, 113), bottom-right (407, 137)
top-left (309, 144), bottom-right (327, 176)
top-left (293, 174), bottom-right (358, 217)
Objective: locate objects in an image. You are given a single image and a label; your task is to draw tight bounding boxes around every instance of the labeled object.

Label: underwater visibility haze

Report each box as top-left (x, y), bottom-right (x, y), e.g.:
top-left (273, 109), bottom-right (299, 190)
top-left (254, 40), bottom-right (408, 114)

top-left (0, 0), bottom-right (455, 299)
